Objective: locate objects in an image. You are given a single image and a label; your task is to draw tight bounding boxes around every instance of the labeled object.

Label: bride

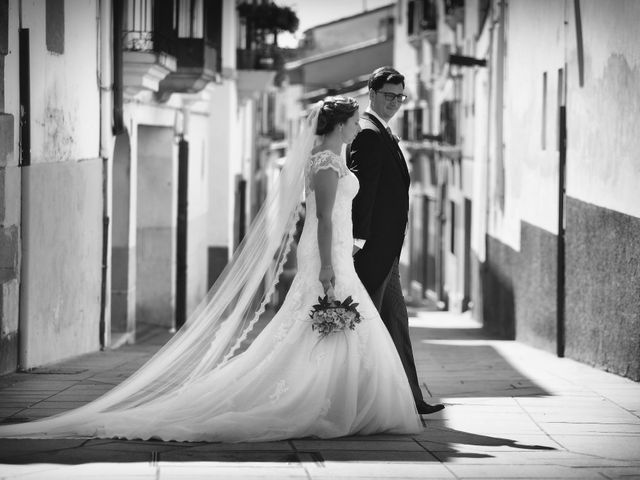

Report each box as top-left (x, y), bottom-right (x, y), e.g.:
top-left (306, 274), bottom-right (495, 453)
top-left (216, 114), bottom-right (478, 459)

top-left (0, 96), bottom-right (423, 442)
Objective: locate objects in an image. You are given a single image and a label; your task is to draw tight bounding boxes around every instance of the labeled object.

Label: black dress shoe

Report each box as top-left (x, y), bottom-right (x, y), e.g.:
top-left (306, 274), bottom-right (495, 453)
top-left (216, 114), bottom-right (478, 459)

top-left (416, 401), bottom-right (445, 415)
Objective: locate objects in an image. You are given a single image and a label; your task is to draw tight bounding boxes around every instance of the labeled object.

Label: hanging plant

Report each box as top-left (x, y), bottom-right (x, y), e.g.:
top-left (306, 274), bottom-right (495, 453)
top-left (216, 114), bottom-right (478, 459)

top-left (237, 2), bottom-right (299, 46)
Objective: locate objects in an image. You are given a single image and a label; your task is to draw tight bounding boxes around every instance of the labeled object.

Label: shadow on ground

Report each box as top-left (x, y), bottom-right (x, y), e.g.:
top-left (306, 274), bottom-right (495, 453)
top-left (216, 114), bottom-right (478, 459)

top-left (0, 425), bottom-right (556, 464)
top-left (0, 309), bottom-right (558, 465)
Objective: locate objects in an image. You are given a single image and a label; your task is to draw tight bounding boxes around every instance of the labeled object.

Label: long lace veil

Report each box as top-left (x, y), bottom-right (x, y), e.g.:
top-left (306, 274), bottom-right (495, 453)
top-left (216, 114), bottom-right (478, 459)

top-left (0, 105), bottom-right (322, 439)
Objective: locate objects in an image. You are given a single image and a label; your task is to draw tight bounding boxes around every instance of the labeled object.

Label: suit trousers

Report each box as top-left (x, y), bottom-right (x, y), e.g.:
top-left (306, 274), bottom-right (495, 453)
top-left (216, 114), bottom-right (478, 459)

top-left (370, 258), bottom-right (424, 405)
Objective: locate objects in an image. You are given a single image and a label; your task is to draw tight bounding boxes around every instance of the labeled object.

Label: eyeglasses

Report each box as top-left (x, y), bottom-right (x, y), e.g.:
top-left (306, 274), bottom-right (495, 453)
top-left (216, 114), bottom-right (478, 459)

top-left (376, 91), bottom-right (408, 103)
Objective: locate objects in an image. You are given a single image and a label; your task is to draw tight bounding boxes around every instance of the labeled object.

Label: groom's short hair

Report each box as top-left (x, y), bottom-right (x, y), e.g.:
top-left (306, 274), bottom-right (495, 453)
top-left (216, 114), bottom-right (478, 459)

top-left (368, 66), bottom-right (405, 91)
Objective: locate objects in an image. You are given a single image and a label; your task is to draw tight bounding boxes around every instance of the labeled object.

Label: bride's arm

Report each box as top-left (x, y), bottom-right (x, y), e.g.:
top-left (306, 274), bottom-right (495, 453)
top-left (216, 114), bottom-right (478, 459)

top-left (314, 169), bottom-right (339, 296)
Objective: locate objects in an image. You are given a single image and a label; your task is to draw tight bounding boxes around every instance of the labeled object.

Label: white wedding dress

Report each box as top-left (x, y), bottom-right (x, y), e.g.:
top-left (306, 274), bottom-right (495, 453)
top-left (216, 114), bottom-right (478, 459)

top-left (3, 151), bottom-right (423, 442)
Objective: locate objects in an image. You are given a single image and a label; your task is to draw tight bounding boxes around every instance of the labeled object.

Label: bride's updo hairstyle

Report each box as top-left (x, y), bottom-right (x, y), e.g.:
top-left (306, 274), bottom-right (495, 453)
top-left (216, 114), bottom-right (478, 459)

top-left (315, 96), bottom-right (359, 135)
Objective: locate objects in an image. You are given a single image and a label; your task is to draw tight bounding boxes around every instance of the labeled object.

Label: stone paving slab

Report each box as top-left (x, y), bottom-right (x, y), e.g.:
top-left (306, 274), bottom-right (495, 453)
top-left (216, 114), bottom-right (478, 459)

top-left (0, 310), bottom-right (639, 479)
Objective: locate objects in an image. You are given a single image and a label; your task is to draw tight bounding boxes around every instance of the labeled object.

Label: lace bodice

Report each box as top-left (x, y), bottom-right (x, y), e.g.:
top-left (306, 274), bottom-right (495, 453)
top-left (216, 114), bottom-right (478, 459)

top-left (305, 149), bottom-right (351, 192)
top-left (297, 150), bottom-right (359, 278)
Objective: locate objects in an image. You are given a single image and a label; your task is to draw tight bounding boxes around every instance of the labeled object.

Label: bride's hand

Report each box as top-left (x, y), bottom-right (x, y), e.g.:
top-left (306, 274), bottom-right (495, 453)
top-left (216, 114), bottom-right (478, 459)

top-left (319, 265), bottom-right (336, 301)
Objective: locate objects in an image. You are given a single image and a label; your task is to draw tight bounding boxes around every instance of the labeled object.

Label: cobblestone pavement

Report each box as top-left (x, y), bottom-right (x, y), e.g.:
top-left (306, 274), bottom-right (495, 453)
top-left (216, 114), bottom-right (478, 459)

top-left (1, 309), bottom-right (639, 479)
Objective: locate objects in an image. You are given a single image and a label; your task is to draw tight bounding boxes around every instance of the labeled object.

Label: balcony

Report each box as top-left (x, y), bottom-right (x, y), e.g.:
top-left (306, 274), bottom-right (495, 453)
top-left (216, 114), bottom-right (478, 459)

top-left (236, 47), bottom-right (280, 99)
top-left (407, 0), bottom-right (437, 46)
top-left (151, 0), bottom-right (223, 97)
top-left (236, 69), bottom-right (277, 100)
top-left (122, 31), bottom-right (177, 97)
top-left (444, 0), bottom-right (465, 29)
top-left (237, 48), bottom-right (279, 71)
top-left (158, 38), bottom-right (219, 94)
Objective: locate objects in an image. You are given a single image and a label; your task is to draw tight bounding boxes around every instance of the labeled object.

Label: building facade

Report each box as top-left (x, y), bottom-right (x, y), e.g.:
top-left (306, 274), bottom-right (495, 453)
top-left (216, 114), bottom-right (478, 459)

top-left (392, 0), bottom-right (639, 381)
top-left (0, 0), bottom-right (280, 374)
top-left (286, 4), bottom-right (395, 107)
top-left (393, 0), bottom-right (472, 311)
top-left (473, 0), bottom-right (640, 380)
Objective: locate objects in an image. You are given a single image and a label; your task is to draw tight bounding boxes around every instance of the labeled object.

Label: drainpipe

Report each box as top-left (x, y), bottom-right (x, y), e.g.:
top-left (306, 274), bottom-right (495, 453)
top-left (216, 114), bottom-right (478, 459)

top-left (175, 109), bottom-right (189, 330)
top-left (17, 0), bottom-right (31, 370)
top-left (98, 0), bottom-right (114, 349)
top-left (112, 0), bottom-right (124, 134)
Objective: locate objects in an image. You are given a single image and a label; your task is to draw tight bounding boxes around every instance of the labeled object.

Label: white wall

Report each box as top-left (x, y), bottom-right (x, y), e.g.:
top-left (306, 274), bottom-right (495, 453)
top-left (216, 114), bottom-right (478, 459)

top-left (24, 0), bottom-right (100, 164)
top-left (565, 0), bottom-right (640, 218)
top-left (17, 0), bottom-right (104, 367)
top-left (501, 0), bottom-right (565, 240)
top-left (135, 125), bottom-right (176, 328)
top-left (185, 104), bottom-right (211, 314)
top-left (482, 0), bottom-right (640, 255)
top-left (470, 1), bottom-right (491, 262)
top-left (305, 5), bottom-right (394, 57)
top-left (208, 82), bottom-right (238, 248)
top-left (21, 160), bottom-right (103, 367)
top-left (221, 0), bottom-right (236, 74)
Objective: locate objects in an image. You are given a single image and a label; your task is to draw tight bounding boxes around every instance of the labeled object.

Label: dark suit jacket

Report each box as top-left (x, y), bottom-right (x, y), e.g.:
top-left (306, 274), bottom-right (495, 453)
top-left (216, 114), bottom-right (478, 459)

top-left (347, 111), bottom-right (410, 294)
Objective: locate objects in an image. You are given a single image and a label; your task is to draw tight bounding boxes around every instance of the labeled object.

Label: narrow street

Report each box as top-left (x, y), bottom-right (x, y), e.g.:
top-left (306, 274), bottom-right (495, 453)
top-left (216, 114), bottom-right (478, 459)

top-left (1, 307), bottom-right (639, 479)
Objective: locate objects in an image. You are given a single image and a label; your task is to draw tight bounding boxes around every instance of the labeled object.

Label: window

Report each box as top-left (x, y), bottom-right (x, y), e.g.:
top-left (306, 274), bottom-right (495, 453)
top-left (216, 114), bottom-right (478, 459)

top-left (414, 108), bottom-right (423, 140)
top-left (408, 0), bottom-right (436, 36)
top-left (402, 110), bottom-right (410, 140)
top-left (177, 0), bottom-right (204, 38)
top-left (440, 101), bottom-right (458, 145)
top-left (407, 0), bottom-right (415, 36)
top-left (421, 0), bottom-right (436, 31)
top-left (126, 0), bottom-right (153, 32)
top-left (46, 0), bottom-right (64, 54)
top-left (378, 16), bottom-right (394, 41)
top-left (123, 0), bottom-right (154, 51)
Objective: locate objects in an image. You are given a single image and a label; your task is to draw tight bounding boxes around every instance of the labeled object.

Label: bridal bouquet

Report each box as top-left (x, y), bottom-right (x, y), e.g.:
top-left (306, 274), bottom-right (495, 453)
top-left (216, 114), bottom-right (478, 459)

top-left (309, 294), bottom-right (361, 338)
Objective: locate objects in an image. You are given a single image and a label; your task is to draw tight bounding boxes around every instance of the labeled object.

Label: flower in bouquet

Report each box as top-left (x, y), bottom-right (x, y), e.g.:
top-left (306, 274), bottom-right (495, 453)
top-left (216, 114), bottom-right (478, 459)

top-left (309, 294), bottom-right (361, 338)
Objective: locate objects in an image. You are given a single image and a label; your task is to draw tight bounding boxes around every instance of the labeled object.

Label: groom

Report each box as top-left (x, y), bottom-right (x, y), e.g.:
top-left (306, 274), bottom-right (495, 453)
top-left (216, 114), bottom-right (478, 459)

top-left (347, 66), bottom-right (444, 416)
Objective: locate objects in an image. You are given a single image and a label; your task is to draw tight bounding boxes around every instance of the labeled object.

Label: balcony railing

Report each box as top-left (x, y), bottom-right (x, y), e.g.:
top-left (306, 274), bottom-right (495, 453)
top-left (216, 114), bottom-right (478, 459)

top-left (120, 0), bottom-right (222, 97)
top-left (123, 30), bottom-right (155, 52)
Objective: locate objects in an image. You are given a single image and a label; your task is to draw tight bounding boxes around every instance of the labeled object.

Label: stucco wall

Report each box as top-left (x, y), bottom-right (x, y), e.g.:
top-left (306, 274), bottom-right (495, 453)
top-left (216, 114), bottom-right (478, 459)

top-left (24, 0), bottom-right (100, 165)
top-left (0, 0), bottom-right (19, 374)
top-left (563, 0), bottom-right (640, 380)
top-left (482, 0), bottom-right (565, 350)
top-left (503, 0), bottom-right (565, 238)
top-left (565, 198), bottom-right (640, 380)
top-left (185, 112), bottom-right (210, 316)
top-left (208, 82), bottom-right (236, 248)
top-left (478, 0), bottom-right (640, 379)
top-left (301, 41), bottom-right (394, 88)
top-left (135, 125), bottom-right (176, 328)
top-left (20, 160), bottom-right (103, 368)
top-left (303, 5), bottom-right (393, 57)
top-left (566, 1), bottom-right (640, 218)
top-left (16, 0), bottom-right (103, 368)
